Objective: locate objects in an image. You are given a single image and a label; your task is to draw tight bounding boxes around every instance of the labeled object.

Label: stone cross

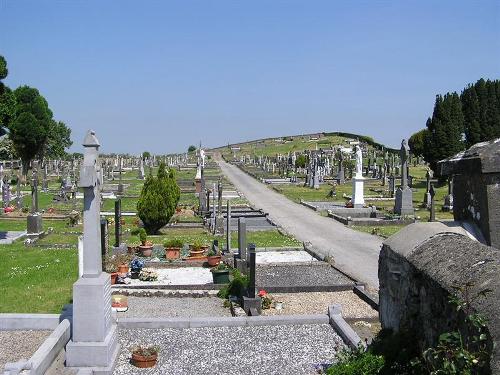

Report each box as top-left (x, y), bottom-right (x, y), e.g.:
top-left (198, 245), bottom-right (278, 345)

top-left (31, 164), bottom-right (39, 214)
top-left (2, 174), bottom-right (10, 209)
top-left (400, 139), bottom-right (410, 188)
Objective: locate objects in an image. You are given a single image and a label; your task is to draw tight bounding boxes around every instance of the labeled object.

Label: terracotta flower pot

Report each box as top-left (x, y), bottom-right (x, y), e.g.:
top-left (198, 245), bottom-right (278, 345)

top-left (165, 247), bottom-right (181, 260)
top-left (131, 352), bottom-right (158, 368)
top-left (110, 272), bottom-right (118, 285)
top-left (207, 255), bottom-right (221, 266)
top-left (139, 244), bottom-right (153, 257)
top-left (117, 264), bottom-right (129, 274)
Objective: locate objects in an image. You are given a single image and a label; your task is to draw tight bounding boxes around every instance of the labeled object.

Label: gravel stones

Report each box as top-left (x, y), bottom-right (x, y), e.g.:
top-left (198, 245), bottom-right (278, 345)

top-left (119, 297), bottom-right (231, 318)
top-left (115, 324), bottom-right (344, 375)
top-left (0, 330), bottom-right (51, 369)
top-left (257, 263), bottom-right (354, 290)
top-left (260, 291), bottom-right (378, 320)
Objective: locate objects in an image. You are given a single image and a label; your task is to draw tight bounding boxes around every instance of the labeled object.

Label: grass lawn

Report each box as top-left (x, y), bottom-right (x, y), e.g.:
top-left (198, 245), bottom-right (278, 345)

top-left (0, 242), bottom-right (77, 313)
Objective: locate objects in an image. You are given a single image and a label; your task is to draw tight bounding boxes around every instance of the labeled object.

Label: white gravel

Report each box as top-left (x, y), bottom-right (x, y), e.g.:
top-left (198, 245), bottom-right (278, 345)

top-left (118, 297), bottom-right (231, 318)
top-left (256, 250), bottom-right (318, 264)
top-left (0, 330), bottom-right (51, 369)
top-left (115, 324), bottom-right (344, 374)
top-left (128, 267), bottom-right (213, 286)
top-left (260, 291), bottom-right (378, 319)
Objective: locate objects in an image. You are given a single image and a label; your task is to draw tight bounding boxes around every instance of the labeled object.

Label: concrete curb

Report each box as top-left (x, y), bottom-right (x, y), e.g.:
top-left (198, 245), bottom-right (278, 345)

top-left (0, 313), bottom-right (61, 330)
top-left (3, 320), bottom-right (71, 375)
top-left (353, 284), bottom-right (379, 311)
top-left (328, 304), bottom-right (362, 349)
top-left (118, 314), bottom-right (329, 329)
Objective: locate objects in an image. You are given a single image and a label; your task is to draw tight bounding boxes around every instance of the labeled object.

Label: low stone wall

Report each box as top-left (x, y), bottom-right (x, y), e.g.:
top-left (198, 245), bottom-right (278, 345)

top-left (379, 222), bottom-right (500, 373)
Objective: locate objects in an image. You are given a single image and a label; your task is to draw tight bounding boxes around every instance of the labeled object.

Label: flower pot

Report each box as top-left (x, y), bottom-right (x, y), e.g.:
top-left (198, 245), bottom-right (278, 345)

top-left (139, 244), bottom-right (153, 257)
top-left (212, 269), bottom-right (230, 284)
top-left (110, 272), bottom-right (118, 285)
top-left (131, 352), bottom-right (158, 368)
top-left (165, 247), bottom-right (181, 260)
top-left (207, 255), bottom-right (221, 267)
top-left (189, 249), bottom-right (205, 257)
top-left (117, 264), bottom-right (129, 274)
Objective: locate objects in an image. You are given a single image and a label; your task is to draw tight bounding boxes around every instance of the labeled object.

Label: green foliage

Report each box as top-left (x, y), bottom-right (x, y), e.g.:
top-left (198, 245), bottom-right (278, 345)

top-left (408, 129), bottom-right (428, 157)
top-left (412, 283), bottom-right (491, 374)
top-left (188, 145), bottom-right (196, 152)
top-left (327, 346), bottom-right (385, 375)
top-left (44, 120), bottom-right (72, 159)
top-left (423, 93), bottom-right (465, 172)
top-left (295, 154), bottom-right (308, 168)
top-left (164, 239), bottom-right (183, 248)
top-left (10, 86), bottom-right (53, 172)
top-left (142, 151), bottom-right (151, 159)
top-left (138, 228), bottom-right (147, 244)
top-left (137, 162), bottom-right (180, 234)
top-left (217, 269), bottom-right (249, 299)
top-left (0, 56), bottom-right (16, 134)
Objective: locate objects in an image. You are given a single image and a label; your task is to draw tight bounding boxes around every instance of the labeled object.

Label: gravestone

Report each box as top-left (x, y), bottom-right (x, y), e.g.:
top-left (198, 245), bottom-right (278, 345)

top-left (429, 184), bottom-right (436, 222)
top-left (2, 174), bottom-right (10, 209)
top-left (242, 243), bottom-right (262, 315)
top-left (423, 168), bottom-right (433, 208)
top-left (394, 139), bottom-right (414, 216)
top-left (351, 145), bottom-right (365, 207)
top-left (137, 157), bottom-right (145, 180)
top-left (442, 178), bottom-right (454, 212)
top-left (42, 163), bottom-right (49, 192)
top-left (117, 158), bottom-right (123, 196)
top-left (225, 200), bottom-right (231, 253)
top-left (16, 172), bottom-right (22, 208)
top-left (215, 178), bottom-right (225, 234)
top-left (234, 217), bottom-right (247, 273)
top-left (27, 164), bottom-right (43, 239)
top-left (66, 130), bottom-right (119, 372)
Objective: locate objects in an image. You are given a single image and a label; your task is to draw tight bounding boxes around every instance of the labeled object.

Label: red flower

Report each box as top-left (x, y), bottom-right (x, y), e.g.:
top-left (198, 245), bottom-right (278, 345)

top-left (258, 290), bottom-right (267, 297)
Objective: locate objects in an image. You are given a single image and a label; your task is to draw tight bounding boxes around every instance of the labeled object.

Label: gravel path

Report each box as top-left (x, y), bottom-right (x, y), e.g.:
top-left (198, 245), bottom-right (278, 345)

top-left (118, 297), bottom-right (231, 318)
top-left (217, 156), bottom-right (382, 288)
top-left (115, 324), bottom-right (344, 374)
top-left (0, 330), bottom-right (51, 368)
top-left (257, 263), bottom-right (354, 289)
top-left (260, 291), bottom-right (378, 319)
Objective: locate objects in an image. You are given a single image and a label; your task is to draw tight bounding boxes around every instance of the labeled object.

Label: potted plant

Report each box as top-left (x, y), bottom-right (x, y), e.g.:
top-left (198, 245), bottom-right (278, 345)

top-left (164, 239), bottom-right (183, 260)
top-left (189, 240), bottom-right (206, 257)
top-left (131, 345), bottom-right (159, 368)
top-left (207, 240), bottom-right (221, 266)
top-left (138, 228), bottom-right (153, 257)
top-left (130, 257), bottom-right (145, 279)
top-left (211, 262), bottom-right (230, 284)
top-left (115, 253), bottom-right (133, 275)
top-left (104, 255), bottom-right (118, 284)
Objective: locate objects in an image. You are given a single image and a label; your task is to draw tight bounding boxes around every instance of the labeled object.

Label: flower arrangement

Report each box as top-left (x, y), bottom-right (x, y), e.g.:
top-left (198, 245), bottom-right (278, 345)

top-left (258, 289), bottom-right (273, 310)
top-left (130, 257), bottom-right (145, 273)
top-left (139, 268), bottom-right (158, 281)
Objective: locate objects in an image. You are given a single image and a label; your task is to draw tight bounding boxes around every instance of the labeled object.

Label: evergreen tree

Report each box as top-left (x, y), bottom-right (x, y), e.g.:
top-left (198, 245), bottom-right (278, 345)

top-left (0, 56), bottom-right (16, 134)
top-left (461, 84), bottom-right (481, 147)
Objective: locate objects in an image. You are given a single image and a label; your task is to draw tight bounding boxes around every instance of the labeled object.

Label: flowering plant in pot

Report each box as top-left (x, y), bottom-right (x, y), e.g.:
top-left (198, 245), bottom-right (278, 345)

top-left (115, 253), bottom-right (133, 275)
top-left (103, 255), bottom-right (118, 284)
top-left (164, 239), bottom-right (183, 260)
top-left (211, 262), bottom-right (230, 284)
top-left (130, 257), bottom-right (145, 279)
top-left (138, 228), bottom-right (153, 257)
top-left (207, 240), bottom-right (221, 266)
top-left (131, 345), bottom-right (159, 368)
top-left (139, 268), bottom-right (158, 282)
top-left (189, 239), bottom-right (206, 258)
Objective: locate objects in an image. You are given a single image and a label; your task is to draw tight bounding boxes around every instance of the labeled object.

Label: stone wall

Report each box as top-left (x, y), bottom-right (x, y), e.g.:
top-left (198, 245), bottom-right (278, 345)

top-left (379, 222), bottom-right (500, 373)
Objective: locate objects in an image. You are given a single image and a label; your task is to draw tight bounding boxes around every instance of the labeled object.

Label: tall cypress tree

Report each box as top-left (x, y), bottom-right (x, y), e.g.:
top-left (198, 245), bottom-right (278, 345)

top-left (461, 84), bottom-right (481, 147)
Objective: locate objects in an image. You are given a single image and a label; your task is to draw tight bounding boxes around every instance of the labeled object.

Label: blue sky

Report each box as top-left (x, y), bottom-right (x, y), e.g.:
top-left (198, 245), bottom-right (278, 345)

top-left (1, 0), bottom-right (499, 154)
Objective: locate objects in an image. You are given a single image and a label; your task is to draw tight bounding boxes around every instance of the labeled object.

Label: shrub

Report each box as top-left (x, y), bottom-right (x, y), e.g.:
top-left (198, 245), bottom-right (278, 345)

top-left (327, 346), bottom-right (384, 375)
top-left (217, 269), bottom-right (248, 299)
top-left (164, 239), bottom-right (183, 248)
top-left (138, 228), bottom-right (147, 244)
top-left (137, 163), bottom-right (180, 234)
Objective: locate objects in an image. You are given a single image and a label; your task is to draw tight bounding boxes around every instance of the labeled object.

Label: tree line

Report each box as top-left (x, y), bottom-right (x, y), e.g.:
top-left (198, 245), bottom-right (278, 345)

top-left (0, 55), bottom-right (72, 176)
top-left (409, 78), bottom-right (500, 173)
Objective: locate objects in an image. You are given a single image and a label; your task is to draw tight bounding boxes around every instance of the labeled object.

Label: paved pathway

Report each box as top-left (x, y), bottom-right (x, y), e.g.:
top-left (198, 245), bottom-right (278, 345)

top-left (216, 157), bottom-right (382, 288)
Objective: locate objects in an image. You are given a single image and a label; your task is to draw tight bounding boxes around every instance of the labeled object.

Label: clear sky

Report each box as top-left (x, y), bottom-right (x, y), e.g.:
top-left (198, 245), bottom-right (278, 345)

top-left (1, 0), bottom-right (499, 154)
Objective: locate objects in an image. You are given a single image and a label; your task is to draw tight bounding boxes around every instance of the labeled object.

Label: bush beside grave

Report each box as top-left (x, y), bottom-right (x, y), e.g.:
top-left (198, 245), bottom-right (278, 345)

top-left (137, 162), bottom-right (180, 234)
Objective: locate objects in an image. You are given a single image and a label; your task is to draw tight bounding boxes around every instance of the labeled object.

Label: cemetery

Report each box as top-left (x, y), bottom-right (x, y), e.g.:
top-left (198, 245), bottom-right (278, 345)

top-left (0, 4), bottom-right (499, 373)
